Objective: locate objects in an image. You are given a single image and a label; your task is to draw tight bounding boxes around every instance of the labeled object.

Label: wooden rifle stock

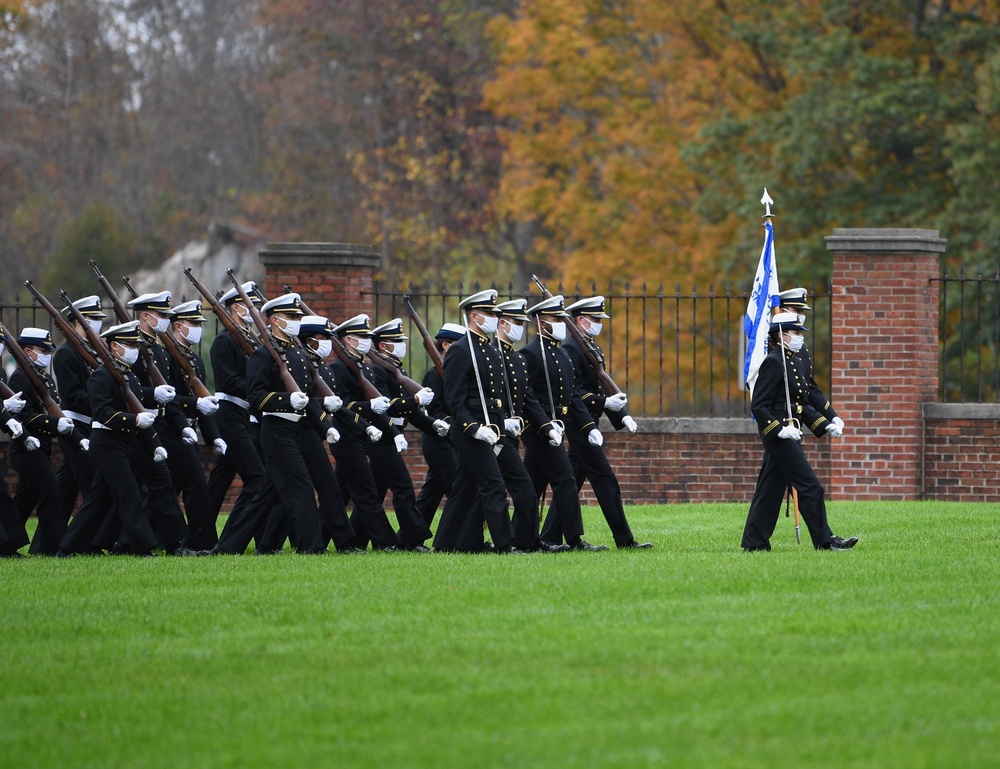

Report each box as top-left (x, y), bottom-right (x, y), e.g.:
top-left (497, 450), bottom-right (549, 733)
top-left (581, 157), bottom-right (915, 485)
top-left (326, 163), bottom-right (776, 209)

top-left (121, 276), bottom-right (212, 399)
top-left (402, 295), bottom-right (445, 379)
top-left (24, 281), bottom-right (100, 370)
top-left (90, 260), bottom-right (169, 388)
top-left (365, 348), bottom-right (424, 397)
top-left (227, 270), bottom-right (303, 395)
top-left (183, 268), bottom-right (258, 358)
top-left (530, 274), bottom-right (622, 396)
top-left (0, 319), bottom-right (68, 420)
top-left (59, 290), bottom-right (145, 415)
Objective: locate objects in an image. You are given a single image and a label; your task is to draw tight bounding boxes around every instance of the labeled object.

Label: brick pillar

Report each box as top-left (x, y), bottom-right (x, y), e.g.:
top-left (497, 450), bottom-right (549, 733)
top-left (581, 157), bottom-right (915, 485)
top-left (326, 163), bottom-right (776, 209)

top-left (825, 228), bottom-right (946, 500)
top-left (258, 242), bottom-right (381, 323)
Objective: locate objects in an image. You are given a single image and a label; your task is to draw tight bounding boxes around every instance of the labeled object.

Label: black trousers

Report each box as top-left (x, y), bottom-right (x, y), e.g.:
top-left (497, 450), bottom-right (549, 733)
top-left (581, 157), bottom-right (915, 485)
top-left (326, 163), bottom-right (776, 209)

top-left (0, 455), bottom-right (29, 555)
top-left (258, 416), bottom-right (323, 553)
top-left (523, 432), bottom-right (585, 546)
top-left (366, 437), bottom-right (432, 548)
top-left (742, 437), bottom-right (833, 550)
top-left (332, 436), bottom-right (399, 550)
top-left (59, 469), bottom-right (119, 554)
top-left (543, 434), bottom-right (634, 546)
top-left (56, 425), bottom-right (95, 518)
top-left (131, 431), bottom-right (191, 551)
top-left (434, 431), bottom-right (512, 551)
top-left (301, 428), bottom-right (356, 550)
top-left (413, 433), bottom-right (457, 527)
top-left (11, 446), bottom-right (69, 555)
top-left (159, 427), bottom-right (217, 550)
top-left (206, 403), bottom-right (265, 524)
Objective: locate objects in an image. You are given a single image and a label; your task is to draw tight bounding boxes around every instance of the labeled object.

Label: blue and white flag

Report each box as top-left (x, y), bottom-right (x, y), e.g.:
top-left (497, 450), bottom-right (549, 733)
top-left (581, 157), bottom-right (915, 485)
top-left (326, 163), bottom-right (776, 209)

top-left (743, 220), bottom-right (779, 396)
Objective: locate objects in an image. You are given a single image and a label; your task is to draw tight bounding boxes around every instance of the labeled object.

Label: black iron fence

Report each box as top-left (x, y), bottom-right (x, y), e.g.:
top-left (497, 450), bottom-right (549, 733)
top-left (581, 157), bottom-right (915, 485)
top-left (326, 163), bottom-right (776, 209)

top-left (937, 267), bottom-right (1000, 403)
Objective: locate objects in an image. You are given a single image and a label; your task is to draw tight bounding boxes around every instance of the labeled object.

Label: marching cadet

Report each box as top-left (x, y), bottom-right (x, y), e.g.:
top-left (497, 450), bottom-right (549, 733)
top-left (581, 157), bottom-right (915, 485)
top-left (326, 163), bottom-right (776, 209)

top-left (157, 300), bottom-right (224, 549)
top-left (559, 296), bottom-right (651, 549)
top-left (58, 321), bottom-right (195, 556)
top-left (245, 292), bottom-right (326, 554)
top-left (8, 328), bottom-right (76, 554)
top-left (330, 314), bottom-right (424, 551)
top-left (209, 282), bottom-right (284, 555)
top-left (52, 296), bottom-right (104, 518)
top-left (519, 296), bottom-right (606, 552)
top-left (413, 323), bottom-right (463, 527)
top-left (0, 334), bottom-right (29, 557)
top-left (433, 289), bottom-right (520, 554)
top-left (741, 312), bottom-right (858, 551)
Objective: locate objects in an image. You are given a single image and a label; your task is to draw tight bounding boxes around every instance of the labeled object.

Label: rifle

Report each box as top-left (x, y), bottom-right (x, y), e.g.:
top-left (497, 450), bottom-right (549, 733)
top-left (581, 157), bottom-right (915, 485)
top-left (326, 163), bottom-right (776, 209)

top-left (402, 294), bottom-right (445, 379)
top-left (183, 268), bottom-right (258, 358)
top-left (530, 274), bottom-right (623, 396)
top-left (24, 281), bottom-right (100, 371)
top-left (281, 286), bottom-right (382, 401)
top-left (90, 260), bottom-right (169, 388)
top-left (121, 276), bottom-right (212, 399)
top-left (59, 290), bottom-right (145, 415)
top-left (0, 319), bottom-right (69, 421)
top-left (226, 269), bottom-right (303, 395)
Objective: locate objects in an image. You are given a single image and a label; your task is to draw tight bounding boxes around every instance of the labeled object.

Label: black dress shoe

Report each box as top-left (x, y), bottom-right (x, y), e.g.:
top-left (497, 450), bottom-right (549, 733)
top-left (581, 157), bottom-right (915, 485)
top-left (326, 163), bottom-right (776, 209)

top-left (569, 540), bottom-right (609, 552)
top-left (532, 539), bottom-right (571, 553)
top-left (379, 546), bottom-right (399, 553)
top-left (619, 540), bottom-right (653, 549)
top-left (405, 544), bottom-right (433, 553)
top-left (496, 545), bottom-right (527, 554)
top-left (0, 551), bottom-right (27, 559)
top-left (337, 547), bottom-right (367, 554)
top-left (54, 548), bottom-right (77, 558)
top-left (171, 546), bottom-right (211, 556)
top-left (831, 535), bottom-right (859, 549)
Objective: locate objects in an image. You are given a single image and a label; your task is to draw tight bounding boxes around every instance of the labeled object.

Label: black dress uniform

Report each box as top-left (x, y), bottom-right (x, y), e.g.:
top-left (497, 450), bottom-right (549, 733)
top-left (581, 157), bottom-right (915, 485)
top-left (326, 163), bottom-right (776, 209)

top-left (0, 367), bottom-right (30, 557)
top-left (434, 290), bottom-right (515, 553)
top-left (52, 336), bottom-right (98, 517)
top-left (413, 356), bottom-right (458, 527)
top-left (742, 319), bottom-right (837, 550)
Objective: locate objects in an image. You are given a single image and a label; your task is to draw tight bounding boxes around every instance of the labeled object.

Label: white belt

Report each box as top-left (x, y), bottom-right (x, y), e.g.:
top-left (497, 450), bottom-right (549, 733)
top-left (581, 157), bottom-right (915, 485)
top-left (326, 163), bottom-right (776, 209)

top-left (389, 417), bottom-right (405, 426)
top-left (262, 412), bottom-right (303, 423)
top-left (91, 421), bottom-right (110, 431)
top-left (217, 392), bottom-right (250, 410)
top-left (63, 410), bottom-right (92, 426)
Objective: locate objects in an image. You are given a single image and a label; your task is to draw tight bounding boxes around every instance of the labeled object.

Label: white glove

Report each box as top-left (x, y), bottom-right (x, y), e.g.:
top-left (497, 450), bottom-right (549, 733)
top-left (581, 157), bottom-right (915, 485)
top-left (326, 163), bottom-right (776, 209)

top-left (6, 418), bottom-right (23, 438)
top-left (326, 427), bottom-right (341, 445)
top-left (136, 412), bottom-right (155, 429)
top-left (503, 417), bottom-right (522, 437)
top-left (153, 446), bottom-right (168, 462)
top-left (547, 426), bottom-right (564, 447)
top-left (369, 396), bottom-right (391, 414)
top-left (777, 425), bottom-right (803, 441)
top-left (622, 415), bottom-right (638, 435)
top-left (414, 387), bottom-right (434, 407)
top-left (289, 391), bottom-right (309, 411)
top-left (588, 428), bottom-right (604, 447)
top-left (825, 422), bottom-right (843, 438)
top-left (25, 435), bottom-right (41, 451)
top-left (154, 384), bottom-right (176, 404)
top-left (474, 425), bottom-right (499, 445)
top-left (3, 391), bottom-right (25, 414)
top-left (79, 438), bottom-right (90, 452)
top-left (196, 396), bottom-right (219, 415)
top-left (365, 425), bottom-right (383, 443)
top-left (57, 417), bottom-right (74, 434)
top-left (832, 416), bottom-right (845, 430)
top-left (432, 419), bottom-right (450, 437)
top-left (393, 433), bottom-right (408, 453)
top-left (323, 394), bottom-right (343, 413)
top-left (213, 438), bottom-right (228, 455)
top-left (181, 426), bottom-right (198, 445)
top-left (605, 393), bottom-right (628, 412)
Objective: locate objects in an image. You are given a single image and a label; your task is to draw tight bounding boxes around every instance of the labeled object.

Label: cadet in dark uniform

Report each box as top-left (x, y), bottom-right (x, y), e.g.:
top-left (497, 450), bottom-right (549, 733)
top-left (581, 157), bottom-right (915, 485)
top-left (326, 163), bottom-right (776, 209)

top-left (520, 296), bottom-right (606, 552)
top-left (413, 323), bottom-right (463, 527)
top-left (0, 340), bottom-right (29, 557)
top-left (9, 328), bottom-right (77, 555)
top-left (327, 314), bottom-right (402, 552)
top-left (433, 289), bottom-right (519, 554)
top-left (741, 312), bottom-right (858, 551)
top-left (52, 295), bottom-right (104, 518)
top-left (559, 296), bottom-right (651, 549)
top-left (245, 292), bottom-right (325, 554)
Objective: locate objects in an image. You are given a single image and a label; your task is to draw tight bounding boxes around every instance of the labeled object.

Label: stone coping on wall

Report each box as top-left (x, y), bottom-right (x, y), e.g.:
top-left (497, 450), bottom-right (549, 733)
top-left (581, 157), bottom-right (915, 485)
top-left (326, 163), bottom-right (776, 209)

top-left (596, 416), bottom-right (757, 434)
top-left (824, 228), bottom-right (948, 254)
top-left (923, 403), bottom-right (1000, 420)
top-left (258, 242), bottom-right (381, 269)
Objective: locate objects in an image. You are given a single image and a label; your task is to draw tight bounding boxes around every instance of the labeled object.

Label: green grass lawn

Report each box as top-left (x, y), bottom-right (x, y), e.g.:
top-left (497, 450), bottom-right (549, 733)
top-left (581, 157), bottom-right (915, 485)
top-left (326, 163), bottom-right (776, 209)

top-left (1, 502), bottom-right (998, 768)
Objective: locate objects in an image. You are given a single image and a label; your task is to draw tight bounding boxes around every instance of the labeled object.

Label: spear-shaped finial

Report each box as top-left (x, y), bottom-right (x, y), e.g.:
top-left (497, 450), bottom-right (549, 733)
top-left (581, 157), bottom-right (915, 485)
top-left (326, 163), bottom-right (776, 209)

top-left (761, 187), bottom-right (774, 219)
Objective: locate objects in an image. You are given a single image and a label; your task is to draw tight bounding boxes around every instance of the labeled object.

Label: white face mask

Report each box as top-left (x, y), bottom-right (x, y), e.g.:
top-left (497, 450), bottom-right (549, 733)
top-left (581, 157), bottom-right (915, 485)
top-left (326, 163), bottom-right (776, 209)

top-left (183, 325), bottom-right (203, 345)
top-left (314, 339), bottom-right (333, 359)
top-left (504, 322), bottom-right (524, 343)
top-left (585, 319), bottom-right (603, 336)
top-left (352, 336), bottom-right (372, 355)
top-left (390, 342), bottom-right (407, 359)
top-left (88, 318), bottom-right (104, 336)
top-left (478, 315), bottom-right (498, 335)
top-left (150, 315), bottom-right (170, 334)
top-left (279, 318), bottom-right (301, 338)
top-left (34, 352), bottom-right (52, 368)
top-left (547, 321), bottom-right (567, 341)
top-left (117, 346), bottom-right (139, 366)
top-left (784, 334), bottom-right (804, 353)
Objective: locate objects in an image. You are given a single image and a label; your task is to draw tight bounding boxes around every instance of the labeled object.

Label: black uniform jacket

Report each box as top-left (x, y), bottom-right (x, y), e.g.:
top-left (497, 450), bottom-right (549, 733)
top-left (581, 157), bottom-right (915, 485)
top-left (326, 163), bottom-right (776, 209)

top-left (442, 330), bottom-right (505, 437)
top-left (520, 336), bottom-right (595, 437)
top-left (750, 344), bottom-right (832, 442)
top-left (562, 333), bottom-right (630, 431)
